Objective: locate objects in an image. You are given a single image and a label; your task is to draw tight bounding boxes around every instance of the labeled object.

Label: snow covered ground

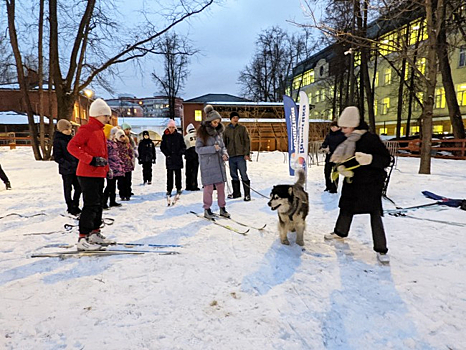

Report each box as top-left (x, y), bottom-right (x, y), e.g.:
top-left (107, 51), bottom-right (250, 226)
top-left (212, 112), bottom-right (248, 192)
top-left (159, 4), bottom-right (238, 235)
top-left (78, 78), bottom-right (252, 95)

top-left (0, 147), bottom-right (465, 350)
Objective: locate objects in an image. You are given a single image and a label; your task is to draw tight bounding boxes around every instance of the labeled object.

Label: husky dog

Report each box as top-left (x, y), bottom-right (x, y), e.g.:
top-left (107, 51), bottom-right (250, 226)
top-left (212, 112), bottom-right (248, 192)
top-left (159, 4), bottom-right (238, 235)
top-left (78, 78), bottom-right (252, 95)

top-left (267, 170), bottom-right (309, 246)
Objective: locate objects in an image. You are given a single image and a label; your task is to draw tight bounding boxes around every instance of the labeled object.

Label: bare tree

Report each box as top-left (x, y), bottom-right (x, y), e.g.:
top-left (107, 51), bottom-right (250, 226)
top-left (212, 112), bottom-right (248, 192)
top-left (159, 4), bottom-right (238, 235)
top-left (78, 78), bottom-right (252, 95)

top-left (5, 0), bottom-right (214, 160)
top-left (152, 32), bottom-right (197, 119)
top-left (238, 26), bottom-right (313, 102)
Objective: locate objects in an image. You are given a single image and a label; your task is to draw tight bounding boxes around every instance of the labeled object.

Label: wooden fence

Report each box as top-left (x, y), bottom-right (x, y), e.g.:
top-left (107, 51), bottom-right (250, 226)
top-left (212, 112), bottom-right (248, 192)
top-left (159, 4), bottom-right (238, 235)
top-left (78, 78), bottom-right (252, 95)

top-left (392, 138), bottom-right (466, 160)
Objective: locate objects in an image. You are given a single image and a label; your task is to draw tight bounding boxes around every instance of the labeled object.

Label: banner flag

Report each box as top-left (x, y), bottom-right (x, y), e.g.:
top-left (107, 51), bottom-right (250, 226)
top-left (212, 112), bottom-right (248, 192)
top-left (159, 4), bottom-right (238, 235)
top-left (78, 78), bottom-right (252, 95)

top-left (297, 91), bottom-right (310, 179)
top-left (283, 95), bottom-right (299, 176)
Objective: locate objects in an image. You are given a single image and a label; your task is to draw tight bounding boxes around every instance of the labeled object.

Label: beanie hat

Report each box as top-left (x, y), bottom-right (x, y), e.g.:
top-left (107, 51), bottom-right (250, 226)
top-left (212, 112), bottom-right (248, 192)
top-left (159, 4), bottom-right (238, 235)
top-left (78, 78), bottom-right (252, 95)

top-left (230, 111), bottom-right (240, 119)
top-left (121, 122), bottom-right (132, 130)
top-left (110, 126), bottom-right (120, 140)
top-left (57, 119), bottom-right (72, 132)
top-left (103, 124), bottom-right (113, 139)
top-left (338, 106), bottom-right (360, 128)
top-left (204, 104), bottom-right (222, 122)
top-left (167, 119), bottom-right (176, 128)
top-left (186, 123), bottom-right (195, 133)
top-left (89, 98), bottom-right (111, 117)
top-left (115, 129), bottom-right (126, 140)
top-left (142, 130), bottom-right (150, 137)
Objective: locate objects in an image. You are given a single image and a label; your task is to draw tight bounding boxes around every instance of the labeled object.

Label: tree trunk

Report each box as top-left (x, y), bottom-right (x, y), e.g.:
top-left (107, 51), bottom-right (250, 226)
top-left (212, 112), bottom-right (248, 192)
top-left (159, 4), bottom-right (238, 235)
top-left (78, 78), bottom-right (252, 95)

top-left (436, 4), bottom-right (465, 139)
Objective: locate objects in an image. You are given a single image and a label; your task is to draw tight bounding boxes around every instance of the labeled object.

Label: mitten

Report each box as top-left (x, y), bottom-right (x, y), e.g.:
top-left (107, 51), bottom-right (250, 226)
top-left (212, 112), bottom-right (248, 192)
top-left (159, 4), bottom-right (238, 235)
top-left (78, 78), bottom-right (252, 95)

top-left (107, 168), bottom-right (114, 179)
top-left (337, 165), bottom-right (354, 178)
top-left (90, 157), bottom-right (107, 167)
top-left (355, 152), bottom-right (373, 165)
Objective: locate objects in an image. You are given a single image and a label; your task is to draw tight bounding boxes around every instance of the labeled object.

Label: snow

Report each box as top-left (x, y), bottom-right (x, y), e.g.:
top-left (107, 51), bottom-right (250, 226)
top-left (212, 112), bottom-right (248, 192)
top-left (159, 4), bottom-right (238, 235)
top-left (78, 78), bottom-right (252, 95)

top-left (0, 111), bottom-right (47, 125)
top-left (1, 147), bottom-right (465, 349)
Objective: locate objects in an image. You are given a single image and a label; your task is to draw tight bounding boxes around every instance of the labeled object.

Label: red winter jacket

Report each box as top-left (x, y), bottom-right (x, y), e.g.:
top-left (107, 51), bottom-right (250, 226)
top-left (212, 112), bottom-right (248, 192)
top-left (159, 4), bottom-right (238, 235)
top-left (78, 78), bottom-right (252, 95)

top-left (67, 117), bottom-right (109, 178)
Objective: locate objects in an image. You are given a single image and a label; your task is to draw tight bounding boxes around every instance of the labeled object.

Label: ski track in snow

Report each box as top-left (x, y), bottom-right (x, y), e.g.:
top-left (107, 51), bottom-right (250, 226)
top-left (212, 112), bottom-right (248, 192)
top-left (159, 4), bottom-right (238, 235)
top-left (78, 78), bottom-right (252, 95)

top-left (0, 148), bottom-right (465, 349)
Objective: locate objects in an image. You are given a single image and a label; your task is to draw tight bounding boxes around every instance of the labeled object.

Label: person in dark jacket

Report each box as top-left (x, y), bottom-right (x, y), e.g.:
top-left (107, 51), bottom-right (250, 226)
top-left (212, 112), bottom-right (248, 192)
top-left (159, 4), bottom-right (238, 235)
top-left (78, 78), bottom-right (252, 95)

top-left (223, 111), bottom-right (251, 201)
top-left (138, 131), bottom-right (156, 185)
top-left (67, 98), bottom-right (114, 251)
top-left (102, 125), bottom-right (124, 208)
top-left (320, 120), bottom-right (346, 193)
top-left (161, 120), bottom-right (186, 196)
top-left (53, 119), bottom-right (82, 216)
top-left (0, 164), bottom-right (11, 190)
top-left (324, 106), bottom-right (391, 264)
top-left (196, 105), bottom-right (230, 219)
top-left (184, 123), bottom-right (200, 191)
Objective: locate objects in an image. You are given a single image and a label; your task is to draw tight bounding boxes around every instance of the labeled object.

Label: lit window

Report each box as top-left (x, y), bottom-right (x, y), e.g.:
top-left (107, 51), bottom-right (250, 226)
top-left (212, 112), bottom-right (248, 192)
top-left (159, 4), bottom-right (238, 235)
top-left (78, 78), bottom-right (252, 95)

top-left (433, 125), bottom-right (444, 134)
top-left (417, 58), bottom-right (426, 75)
top-left (382, 97), bottom-right (390, 114)
top-left (321, 89), bottom-right (326, 101)
top-left (315, 90), bottom-right (320, 103)
top-left (460, 46), bottom-right (466, 67)
top-left (302, 69), bottom-right (315, 86)
top-left (411, 126), bottom-right (420, 134)
top-left (435, 87), bottom-right (446, 109)
top-left (308, 92), bottom-right (312, 104)
top-left (456, 83), bottom-right (466, 106)
top-left (195, 110), bottom-right (202, 122)
top-left (384, 68), bottom-right (392, 85)
top-left (293, 76), bottom-right (302, 90)
top-left (379, 127), bottom-right (387, 134)
top-left (374, 101), bottom-right (378, 116)
top-left (374, 72), bottom-right (379, 87)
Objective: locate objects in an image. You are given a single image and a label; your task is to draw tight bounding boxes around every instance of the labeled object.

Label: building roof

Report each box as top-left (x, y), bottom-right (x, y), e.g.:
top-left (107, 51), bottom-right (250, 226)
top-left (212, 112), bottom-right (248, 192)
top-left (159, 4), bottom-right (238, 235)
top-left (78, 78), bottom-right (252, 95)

top-left (0, 111), bottom-right (46, 124)
top-left (184, 94), bottom-right (252, 103)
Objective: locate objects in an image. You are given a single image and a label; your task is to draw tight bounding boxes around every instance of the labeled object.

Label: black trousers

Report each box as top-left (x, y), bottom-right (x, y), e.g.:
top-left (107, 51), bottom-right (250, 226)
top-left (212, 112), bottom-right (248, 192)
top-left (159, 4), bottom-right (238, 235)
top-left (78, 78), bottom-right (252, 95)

top-left (324, 161), bottom-right (338, 193)
top-left (62, 174), bottom-right (81, 210)
top-left (185, 158), bottom-right (199, 190)
top-left (167, 169), bottom-right (182, 193)
top-left (142, 162), bottom-right (153, 182)
top-left (334, 209), bottom-right (388, 254)
top-left (103, 177), bottom-right (119, 205)
top-left (118, 172), bottom-right (132, 199)
top-left (0, 164), bottom-right (9, 184)
top-left (78, 176), bottom-right (104, 235)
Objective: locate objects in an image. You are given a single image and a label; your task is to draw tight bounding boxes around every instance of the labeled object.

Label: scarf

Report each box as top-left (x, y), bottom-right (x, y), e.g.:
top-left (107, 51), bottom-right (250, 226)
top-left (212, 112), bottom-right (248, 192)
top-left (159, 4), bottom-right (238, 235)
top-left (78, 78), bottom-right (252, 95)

top-left (330, 130), bottom-right (367, 164)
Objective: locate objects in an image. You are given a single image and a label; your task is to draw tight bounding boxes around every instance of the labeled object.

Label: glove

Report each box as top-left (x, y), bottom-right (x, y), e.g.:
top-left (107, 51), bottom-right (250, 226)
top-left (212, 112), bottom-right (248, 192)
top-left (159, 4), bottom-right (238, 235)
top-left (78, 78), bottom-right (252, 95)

top-left (337, 165), bottom-right (354, 178)
top-left (320, 147), bottom-right (330, 154)
top-left (90, 156), bottom-right (107, 167)
top-left (355, 152), bottom-right (373, 166)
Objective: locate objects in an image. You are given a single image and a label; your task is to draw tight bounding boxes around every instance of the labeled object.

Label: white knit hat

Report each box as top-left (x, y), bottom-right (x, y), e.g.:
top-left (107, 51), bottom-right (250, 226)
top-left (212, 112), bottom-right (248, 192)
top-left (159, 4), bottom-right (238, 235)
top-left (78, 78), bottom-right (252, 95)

top-left (89, 98), bottom-right (111, 117)
top-left (115, 129), bottom-right (126, 140)
top-left (186, 123), bottom-right (195, 133)
top-left (338, 106), bottom-right (360, 128)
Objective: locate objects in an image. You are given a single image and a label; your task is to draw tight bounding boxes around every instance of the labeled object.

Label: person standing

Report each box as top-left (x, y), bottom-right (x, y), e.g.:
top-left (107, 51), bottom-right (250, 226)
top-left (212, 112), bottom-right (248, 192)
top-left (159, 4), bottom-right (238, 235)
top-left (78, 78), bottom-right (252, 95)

top-left (138, 131), bottom-right (156, 185)
top-left (324, 106), bottom-right (391, 264)
top-left (67, 98), bottom-right (115, 251)
top-left (53, 119), bottom-right (82, 216)
top-left (115, 129), bottom-right (134, 201)
top-left (184, 123), bottom-right (200, 191)
top-left (121, 122), bottom-right (136, 197)
top-left (102, 126), bottom-right (124, 208)
top-left (0, 164), bottom-right (11, 190)
top-left (223, 111), bottom-right (251, 201)
top-left (196, 105), bottom-right (230, 219)
top-left (161, 120), bottom-right (186, 198)
top-left (320, 120), bottom-right (346, 193)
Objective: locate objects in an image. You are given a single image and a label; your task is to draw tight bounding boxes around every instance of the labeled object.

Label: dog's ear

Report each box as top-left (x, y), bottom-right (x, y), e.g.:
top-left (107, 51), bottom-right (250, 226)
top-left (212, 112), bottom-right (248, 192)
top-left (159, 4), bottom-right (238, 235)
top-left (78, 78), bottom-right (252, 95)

top-left (288, 187), bottom-right (293, 196)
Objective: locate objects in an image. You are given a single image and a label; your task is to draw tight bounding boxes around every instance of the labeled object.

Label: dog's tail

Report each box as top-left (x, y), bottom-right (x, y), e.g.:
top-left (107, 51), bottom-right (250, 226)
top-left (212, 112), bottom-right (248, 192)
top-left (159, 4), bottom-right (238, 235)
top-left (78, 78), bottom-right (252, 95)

top-left (295, 169), bottom-right (306, 187)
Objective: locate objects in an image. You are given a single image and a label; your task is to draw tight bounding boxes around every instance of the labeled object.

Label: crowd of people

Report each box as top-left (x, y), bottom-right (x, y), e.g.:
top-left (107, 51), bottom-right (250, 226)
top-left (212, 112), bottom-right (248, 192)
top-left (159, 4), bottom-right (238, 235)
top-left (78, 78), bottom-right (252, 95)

top-left (51, 100), bottom-right (252, 251)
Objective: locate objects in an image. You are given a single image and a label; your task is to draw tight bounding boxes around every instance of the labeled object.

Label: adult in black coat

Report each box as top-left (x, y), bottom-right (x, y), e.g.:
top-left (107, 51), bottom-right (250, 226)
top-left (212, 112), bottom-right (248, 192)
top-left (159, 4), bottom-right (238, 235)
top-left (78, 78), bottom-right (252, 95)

top-left (325, 107), bottom-right (391, 263)
top-left (161, 120), bottom-right (186, 195)
top-left (53, 119), bottom-right (82, 215)
top-left (137, 131), bottom-right (156, 185)
top-left (321, 120), bottom-right (346, 193)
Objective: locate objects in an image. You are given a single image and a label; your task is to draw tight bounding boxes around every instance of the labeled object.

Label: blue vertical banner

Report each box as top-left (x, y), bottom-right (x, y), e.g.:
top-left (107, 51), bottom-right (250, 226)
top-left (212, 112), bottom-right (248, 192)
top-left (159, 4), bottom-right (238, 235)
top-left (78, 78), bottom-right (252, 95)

top-left (283, 95), bottom-right (299, 176)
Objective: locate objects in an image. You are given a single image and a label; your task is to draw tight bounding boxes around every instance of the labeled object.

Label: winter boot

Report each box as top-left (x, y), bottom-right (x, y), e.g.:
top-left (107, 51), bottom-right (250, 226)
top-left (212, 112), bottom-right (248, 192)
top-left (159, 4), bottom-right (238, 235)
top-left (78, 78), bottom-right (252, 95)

top-left (227, 180), bottom-right (241, 199)
top-left (377, 252), bottom-right (390, 264)
top-left (88, 230), bottom-right (116, 245)
top-left (5, 182), bottom-right (11, 190)
top-left (68, 206), bottom-right (81, 217)
top-left (77, 237), bottom-right (102, 251)
top-left (219, 207), bottom-right (231, 218)
top-left (109, 201), bottom-right (122, 207)
top-left (324, 232), bottom-right (344, 240)
top-left (204, 208), bottom-right (215, 219)
top-left (242, 180), bottom-right (251, 201)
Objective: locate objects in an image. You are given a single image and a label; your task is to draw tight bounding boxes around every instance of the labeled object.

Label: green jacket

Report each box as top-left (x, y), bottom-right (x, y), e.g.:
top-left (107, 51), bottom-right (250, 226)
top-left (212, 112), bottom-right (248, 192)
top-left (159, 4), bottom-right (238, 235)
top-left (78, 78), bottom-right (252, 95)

top-left (223, 123), bottom-right (250, 157)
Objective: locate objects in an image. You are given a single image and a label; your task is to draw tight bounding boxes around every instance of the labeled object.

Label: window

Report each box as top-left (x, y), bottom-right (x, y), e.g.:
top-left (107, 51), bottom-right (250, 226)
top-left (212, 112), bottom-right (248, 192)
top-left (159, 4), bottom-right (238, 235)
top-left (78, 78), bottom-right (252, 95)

top-left (302, 69), bottom-right (314, 86)
top-left (319, 66), bottom-right (324, 77)
top-left (374, 72), bottom-right (379, 87)
top-left (314, 90), bottom-right (320, 103)
top-left (435, 87), bottom-right (445, 109)
top-left (460, 46), bottom-right (466, 67)
top-left (195, 110), bottom-right (203, 122)
top-left (417, 58), bottom-right (426, 75)
top-left (321, 89), bottom-right (326, 101)
top-left (292, 76), bottom-right (302, 90)
top-left (396, 127), bottom-right (405, 136)
top-left (411, 126), bottom-right (420, 134)
top-left (414, 92), bottom-right (423, 111)
top-left (433, 125), bottom-right (444, 134)
top-left (384, 68), bottom-right (392, 85)
top-left (379, 127), bottom-right (387, 135)
top-left (307, 92), bottom-right (312, 104)
top-left (382, 97), bottom-right (390, 114)
top-left (374, 101), bottom-right (378, 116)
top-left (456, 84), bottom-right (466, 106)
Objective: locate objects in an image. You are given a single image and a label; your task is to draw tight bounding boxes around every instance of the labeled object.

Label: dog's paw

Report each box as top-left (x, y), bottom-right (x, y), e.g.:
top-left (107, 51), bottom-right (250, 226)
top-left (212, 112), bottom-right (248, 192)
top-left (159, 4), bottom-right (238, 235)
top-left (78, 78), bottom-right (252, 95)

top-left (296, 240), bottom-right (304, 246)
top-left (281, 238), bottom-right (290, 245)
